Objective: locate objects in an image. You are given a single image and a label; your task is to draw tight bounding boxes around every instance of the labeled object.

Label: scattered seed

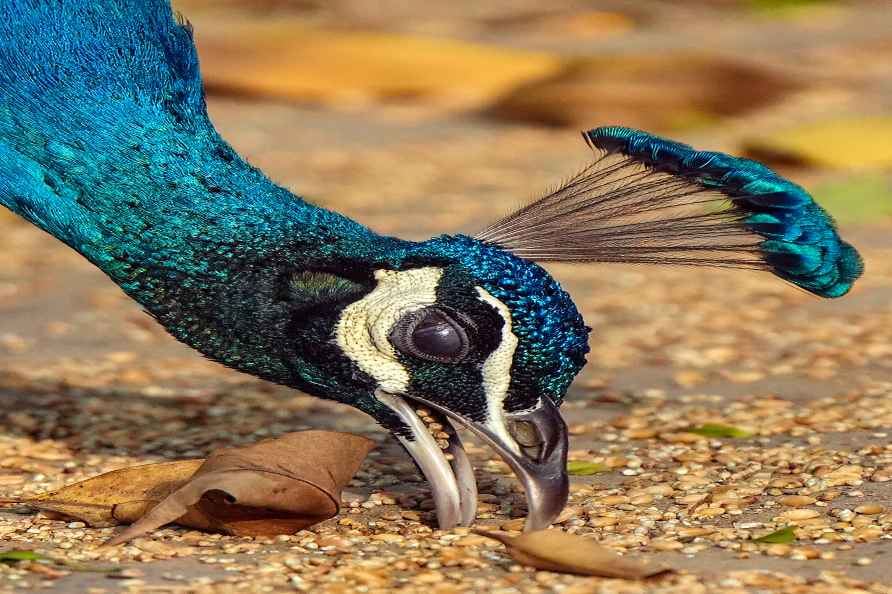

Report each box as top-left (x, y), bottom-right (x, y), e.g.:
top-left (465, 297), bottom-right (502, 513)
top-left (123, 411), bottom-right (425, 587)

top-left (778, 496), bottom-right (816, 507)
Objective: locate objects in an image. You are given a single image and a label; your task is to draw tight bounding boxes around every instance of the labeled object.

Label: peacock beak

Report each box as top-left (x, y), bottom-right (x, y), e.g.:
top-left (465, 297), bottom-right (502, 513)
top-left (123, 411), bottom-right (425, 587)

top-left (482, 397), bottom-right (569, 531)
top-left (376, 390), bottom-right (568, 531)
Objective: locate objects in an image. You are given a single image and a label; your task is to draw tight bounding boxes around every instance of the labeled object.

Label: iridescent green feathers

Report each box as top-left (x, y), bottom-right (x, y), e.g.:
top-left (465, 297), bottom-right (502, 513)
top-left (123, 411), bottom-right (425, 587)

top-left (0, 0), bottom-right (382, 297)
top-left (287, 271), bottom-right (368, 312)
top-left (477, 126), bottom-right (863, 298)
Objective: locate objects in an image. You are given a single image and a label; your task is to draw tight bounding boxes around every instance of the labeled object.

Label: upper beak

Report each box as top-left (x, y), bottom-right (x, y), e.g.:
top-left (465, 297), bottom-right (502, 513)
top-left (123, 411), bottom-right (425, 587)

top-left (376, 390), bottom-right (569, 531)
top-left (480, 397), bottom-right (569, 531)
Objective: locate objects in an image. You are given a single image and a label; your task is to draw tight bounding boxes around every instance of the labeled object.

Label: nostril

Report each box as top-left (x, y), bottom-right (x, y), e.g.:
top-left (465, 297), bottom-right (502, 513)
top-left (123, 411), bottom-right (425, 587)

top-left (509, 420), bottom-right (541, 447)
top-left (509, 420), bottom-right (544, 461)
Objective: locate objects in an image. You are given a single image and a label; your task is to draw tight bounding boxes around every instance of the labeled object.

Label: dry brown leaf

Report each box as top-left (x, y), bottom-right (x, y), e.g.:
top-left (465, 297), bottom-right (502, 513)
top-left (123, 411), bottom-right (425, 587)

top-left (489, 54), bottom-right (801, 131)
top-left (106, 431), bottom-right (374, 545)
top-left (475, 529), bottom-right (671, 579)
top-left (4, 460), bottom-right (202, 527)
top-left (2, 431), bottom-right (373, 544)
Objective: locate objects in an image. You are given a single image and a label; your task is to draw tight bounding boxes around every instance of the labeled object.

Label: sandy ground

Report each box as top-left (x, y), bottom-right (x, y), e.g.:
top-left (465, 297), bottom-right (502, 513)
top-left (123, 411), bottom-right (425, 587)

top-left (2, 1), bottom-right (892, 592)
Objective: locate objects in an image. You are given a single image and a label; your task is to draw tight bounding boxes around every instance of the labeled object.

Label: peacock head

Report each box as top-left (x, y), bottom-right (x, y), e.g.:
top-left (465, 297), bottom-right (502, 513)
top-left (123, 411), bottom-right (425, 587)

top-left (326, 234), bottom-right (590, 531)
top-left (162, 128), bottom-right (861, 533)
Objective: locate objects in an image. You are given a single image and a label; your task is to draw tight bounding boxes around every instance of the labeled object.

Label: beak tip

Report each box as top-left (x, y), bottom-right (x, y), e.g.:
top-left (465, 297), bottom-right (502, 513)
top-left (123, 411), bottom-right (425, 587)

top-left (511, 398), bottom-right (570, 533)
top-left (521, 472), bottom-right (569, 532)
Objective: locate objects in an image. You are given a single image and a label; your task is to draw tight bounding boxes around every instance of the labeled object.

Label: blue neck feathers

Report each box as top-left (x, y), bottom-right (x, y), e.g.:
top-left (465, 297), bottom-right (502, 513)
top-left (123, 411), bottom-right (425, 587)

top-left (0, 1), bottom-right (422, 391)
top-left (0, 0), bottom-right (406, 305)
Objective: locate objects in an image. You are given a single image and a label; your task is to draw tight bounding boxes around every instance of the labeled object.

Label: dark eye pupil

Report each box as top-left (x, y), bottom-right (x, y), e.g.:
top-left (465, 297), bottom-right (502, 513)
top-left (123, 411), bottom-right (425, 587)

top-left (390, 308), bottom-right (470, 363)
top-left (412, 315), bottom-right (463, 357)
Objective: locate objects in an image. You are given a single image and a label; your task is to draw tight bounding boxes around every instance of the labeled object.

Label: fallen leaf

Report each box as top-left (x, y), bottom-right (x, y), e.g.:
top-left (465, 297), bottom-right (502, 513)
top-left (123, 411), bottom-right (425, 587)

top-left (744, 117), bottom-right (892, 170)
top-left (529, 10), bottom-right (635, 38)
top-left (106, 431), bottom-right (373, 545)
top-left (489, 54), bottom-right (800, 131)
top-left (747, 0), bottom-right (838, 17)
top-left (567, 461), bottom-right (609, 476)
top-left (754, 527), bottom-right (797, 543)
top-left (685, 423), bottom-right (753, 439)
top-left (9, 460), bottom-right (203, 527)
top-left (5, 432), bottom-right (373, 544)
top-left (0, 550), bottom-right (118, 574)
top-left (474, 529), bottom-right (671, 579)
top-left (0, 550), bottom-right (51, 565)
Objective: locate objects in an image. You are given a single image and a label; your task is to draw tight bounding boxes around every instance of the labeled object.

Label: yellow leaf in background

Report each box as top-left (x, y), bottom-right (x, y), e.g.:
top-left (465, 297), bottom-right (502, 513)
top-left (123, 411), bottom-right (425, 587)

top-left (811, 174), bottom-right (892, 225)
top-left (747, 0), bottom-right (842, 19)
top-left (191, 18), bottom-right (561, 109)
top-left (744, 117), bottom-right (892, 169)
top-left (536, 11), bottom-right (635, 37)
top-left (475, 529), bottom-right (671, 579)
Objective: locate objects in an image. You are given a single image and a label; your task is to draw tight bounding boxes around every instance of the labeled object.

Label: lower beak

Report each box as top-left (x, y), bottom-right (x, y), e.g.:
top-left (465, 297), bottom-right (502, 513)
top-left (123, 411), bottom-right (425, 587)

top-left (376, 390), bottom-right (569, 531)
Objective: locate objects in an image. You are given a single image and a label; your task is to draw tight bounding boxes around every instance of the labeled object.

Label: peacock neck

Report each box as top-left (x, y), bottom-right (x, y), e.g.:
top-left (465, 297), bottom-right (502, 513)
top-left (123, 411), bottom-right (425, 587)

top-left (0, 0), bottom-right (416, 389)
top-left (19, 121), bottom-right (412, 386)
top-left (27, 118), bottom-right (393, 296)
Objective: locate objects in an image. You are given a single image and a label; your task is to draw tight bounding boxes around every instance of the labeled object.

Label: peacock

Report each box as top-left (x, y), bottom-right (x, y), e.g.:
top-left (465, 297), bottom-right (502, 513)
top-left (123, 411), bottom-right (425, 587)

top-left (0, 0), bottom-right (863, 531)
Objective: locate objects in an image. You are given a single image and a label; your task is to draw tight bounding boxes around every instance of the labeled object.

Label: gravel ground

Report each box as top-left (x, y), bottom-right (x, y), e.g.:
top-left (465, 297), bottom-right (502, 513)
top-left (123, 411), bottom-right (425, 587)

top-left (1, 98), bottom-right (890, 593)
top-left (2, 2), bottom-right (892, 592)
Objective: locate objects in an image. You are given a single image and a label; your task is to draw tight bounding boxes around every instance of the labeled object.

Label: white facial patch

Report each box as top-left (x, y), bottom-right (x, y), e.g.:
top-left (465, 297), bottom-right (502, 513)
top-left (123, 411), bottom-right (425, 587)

top-left (336, 267), bottom-right (443, 393)
top-left (476, 286), bottom-right (521, 454)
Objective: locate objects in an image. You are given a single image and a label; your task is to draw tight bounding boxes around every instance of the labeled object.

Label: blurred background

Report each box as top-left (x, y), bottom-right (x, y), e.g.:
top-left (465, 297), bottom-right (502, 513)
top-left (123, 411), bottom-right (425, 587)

top-left (167, 0), bottom-right (892, 236)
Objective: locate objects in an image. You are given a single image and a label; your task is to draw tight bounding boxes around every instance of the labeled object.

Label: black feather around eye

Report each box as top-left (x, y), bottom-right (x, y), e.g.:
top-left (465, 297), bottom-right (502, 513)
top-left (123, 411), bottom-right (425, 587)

top-left (389, 308), bottom-right (470, 364)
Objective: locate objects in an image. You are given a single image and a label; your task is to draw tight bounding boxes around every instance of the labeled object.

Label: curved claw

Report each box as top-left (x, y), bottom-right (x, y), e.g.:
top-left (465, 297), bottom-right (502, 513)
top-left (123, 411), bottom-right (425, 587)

top-left (375, 391), bottom-right (467, 529)
top-left (383, 390), bottom-right (569, 532)
top-left (442, 420), bottom-right (478, 527)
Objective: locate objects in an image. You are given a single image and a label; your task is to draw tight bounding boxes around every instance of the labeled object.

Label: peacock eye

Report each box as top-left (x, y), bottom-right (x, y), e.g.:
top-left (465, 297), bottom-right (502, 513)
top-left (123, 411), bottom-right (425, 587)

top-left (389, 308), bottom-right (470, 363)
